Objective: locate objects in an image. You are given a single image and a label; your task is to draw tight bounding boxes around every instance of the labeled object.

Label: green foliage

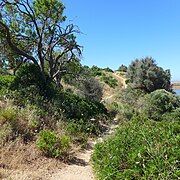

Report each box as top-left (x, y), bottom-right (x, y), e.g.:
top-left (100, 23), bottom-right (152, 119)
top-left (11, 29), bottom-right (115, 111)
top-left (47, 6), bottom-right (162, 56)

top-left (140, 89), bottom-right (180, 120)
top-left (103, 67), bottom-right (114, 73)
top-left (117, 64), bottom-right (127, 72)
top-left (79, 78), bottom-right (103, 102)
top-left (126, 57), bottom-right (172, 92)
top-left (92, 117), bottom-right (180, 180)
top-left (0, 75), bottom-right (15, 90)
top-left (62, 59), bottom-right (84, 85)
top-left (53, 91), bottom-right (107, 119)
top-left (162, 107), bottom-right (180, 121)
top-left (0, 104), bottom-right (39, 144)
top-left (0, 67), bottom-right (9, 75)
top-left (100, 74), bottom-right (118, 88)
top-left (66, 117), bottom-right (102, 136)
top-left (120, 87), bottom-right (145, 106)
top-left (36, 130), bottom-right (70, 158)
top-left (1, 0), bottom-right (81, 87)
top-left (91, 66), bottom-right (103, 76)
top-left (10, 64), bottom-right (55, 98)
top-left (62, 62), bottom-right (103, 102)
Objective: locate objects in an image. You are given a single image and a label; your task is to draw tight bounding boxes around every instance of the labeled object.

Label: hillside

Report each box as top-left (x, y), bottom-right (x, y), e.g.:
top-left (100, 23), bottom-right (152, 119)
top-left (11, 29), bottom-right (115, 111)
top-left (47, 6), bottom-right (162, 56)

top-left (0, 66), bottom-right (127, 179)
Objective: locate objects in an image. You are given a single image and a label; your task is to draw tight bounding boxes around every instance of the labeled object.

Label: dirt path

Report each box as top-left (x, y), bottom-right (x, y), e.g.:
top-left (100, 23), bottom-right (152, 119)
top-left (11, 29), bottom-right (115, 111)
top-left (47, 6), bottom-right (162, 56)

top-left (50, 141), bottom-right (95, 180)
top-left (50, 123), bottom-right (118, 180)
top-left (113, 73), bottom-right (127, 89)
top-left (0, 123), bottom-right (118, 180)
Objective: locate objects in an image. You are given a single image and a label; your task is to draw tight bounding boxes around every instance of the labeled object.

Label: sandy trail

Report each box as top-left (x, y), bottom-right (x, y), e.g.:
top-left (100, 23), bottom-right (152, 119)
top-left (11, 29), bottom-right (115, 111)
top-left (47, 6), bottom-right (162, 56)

top-left (50, 142), bottom-right (95, 180)
top-left (0, 124), bottom-right (118, 180)
top-left (113, 73), bottom-right (127, 89)
top-left (50, 123), bottom-right (118, 180)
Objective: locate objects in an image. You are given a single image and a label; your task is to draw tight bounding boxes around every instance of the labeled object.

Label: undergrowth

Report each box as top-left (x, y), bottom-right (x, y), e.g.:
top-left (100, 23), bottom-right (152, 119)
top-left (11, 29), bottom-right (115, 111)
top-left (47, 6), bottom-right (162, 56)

top-left (92, 116), bottom-right (180, 180)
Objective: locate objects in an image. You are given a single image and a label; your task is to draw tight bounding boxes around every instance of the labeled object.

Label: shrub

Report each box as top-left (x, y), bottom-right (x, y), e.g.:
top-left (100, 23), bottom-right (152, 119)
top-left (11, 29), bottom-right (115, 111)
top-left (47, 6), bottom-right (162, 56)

top-left (103, 67), bottom-right (114, 73)
top-left (36, 130), bottom-right (70, 158)
top-left (92, 117), bottom-right (179, 179)
top-left (100, 74), bottom-right (118, 88)
top-left (162, 108), bottom-right (180, 121)
top-left (126, 57), bottom-right (172, 93)
top-left (140, 89), bottom-right (180, 120)
top-left (117, 64), bottom-right (127, 72)
top-left (0, 101), bottom-right (40, 143)
top-left (66, 117), bottom-right (103, 136)
top-left (80, 78), bottom-right (103, 102)
top-left (106, 102), bottom-right (134, 121)
top-left (10, 63), bottom-right (55, 98)
top-left (120, 87), bottom-right (145, 107)
top-left (91, 66), bottom-right (103, 76)
top-left (53, 91), bottom-right (107, 119)
top-left (0, 75), bottom-right (15, 90)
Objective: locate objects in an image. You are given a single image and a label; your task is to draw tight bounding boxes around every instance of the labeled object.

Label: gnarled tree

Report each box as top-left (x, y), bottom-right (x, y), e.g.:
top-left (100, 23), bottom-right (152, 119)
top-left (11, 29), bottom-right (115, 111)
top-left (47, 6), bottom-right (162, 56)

top-left (0, 0), bottom-right (81, 87)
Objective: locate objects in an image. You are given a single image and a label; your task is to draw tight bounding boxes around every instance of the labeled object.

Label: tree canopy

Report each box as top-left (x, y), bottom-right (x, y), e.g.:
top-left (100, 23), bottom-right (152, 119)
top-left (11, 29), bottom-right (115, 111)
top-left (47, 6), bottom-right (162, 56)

top-left (126, 57), bottom-right (172, 93)
top-left (0, 0), bottom-right (81, 87)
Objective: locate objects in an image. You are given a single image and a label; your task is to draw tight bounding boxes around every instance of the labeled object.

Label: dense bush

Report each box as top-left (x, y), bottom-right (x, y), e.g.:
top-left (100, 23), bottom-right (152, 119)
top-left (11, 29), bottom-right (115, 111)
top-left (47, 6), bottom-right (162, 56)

top-left (103, 67), bottom-right (114, 73)
top-left (1, 83), bottom-right (107, 136)
top-left (140, 89), bottom-right (180, 120)
top-left (120, 87), bottom-right (145, 107)
top-left (162, 108), bottom-right (180, 121)
top-left (100, 74), bottom-right (118, 88)
top-left (79, 78), bottom-right (103, 102)
top-left (126, 57), bottom-right (172, 93)
top-left (53, 91), bottom-right (107, 119)
top-left (117, 64), bottom-right (127, 72)
top-left (36, 130), bottom-right (70, 158)
top-left (0, 75), bottom-right (15, 90)
top-left (92, 117), bottom-right (179, 180)
top-left (10, 63), bottom-right (55, 98)
top-left (91, 66), bottom-right (103, 76)
top-left (0, 68), bottom-right (9, 75)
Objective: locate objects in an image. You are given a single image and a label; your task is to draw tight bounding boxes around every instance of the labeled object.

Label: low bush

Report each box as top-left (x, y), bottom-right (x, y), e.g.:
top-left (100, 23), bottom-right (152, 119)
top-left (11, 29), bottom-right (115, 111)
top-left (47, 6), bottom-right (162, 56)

top-left (91, 66), bottom-right (103, 76)
top-left (100, 74), bottom-right (118, 88)
top-left (120, 87), bottom-right (145, 106)
top-left (36, 130), bottom-right (70, 158)
top-left (92, 117), bottom-right (179, 179)
top-left (162, 108), bottom-right (180, 121)
top-left (0, 75), bottom-right (15, 90)
top-left (103, 67), bottom-right (114, 73)
top-left (52, 91), bottom-right (107, 120)
top-left (107, 102), bottom-right (134, 121)
top-left (79, 78), bottom-right (103, 102)
top-left (66, 117), bottom-right (103, 136)
top-left (140, 89), bottom-right (180, 120)
top-left (0, 101), bottom-right (40, 143)
top-left (1, 89), bottom-right (107, 136)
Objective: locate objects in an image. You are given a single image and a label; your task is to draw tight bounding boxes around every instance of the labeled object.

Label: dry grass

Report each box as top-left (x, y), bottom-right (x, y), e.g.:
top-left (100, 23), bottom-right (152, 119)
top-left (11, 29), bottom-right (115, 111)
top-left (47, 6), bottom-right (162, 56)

top-left (0, 139), bottom-right (66, 179)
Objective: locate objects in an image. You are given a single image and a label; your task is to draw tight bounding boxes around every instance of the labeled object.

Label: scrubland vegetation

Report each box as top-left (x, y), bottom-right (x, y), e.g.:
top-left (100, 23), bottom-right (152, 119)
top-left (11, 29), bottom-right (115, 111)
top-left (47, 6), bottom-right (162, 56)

top-left (92, 58), bottom-right (180, 180)
top-left (0, 0), bottom-right (179, 179)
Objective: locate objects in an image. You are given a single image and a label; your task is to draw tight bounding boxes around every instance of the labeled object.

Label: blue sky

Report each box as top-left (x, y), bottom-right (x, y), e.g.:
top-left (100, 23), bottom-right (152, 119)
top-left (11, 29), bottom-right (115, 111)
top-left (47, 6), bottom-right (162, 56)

top-left (63, 0), bottom-right (180, 81)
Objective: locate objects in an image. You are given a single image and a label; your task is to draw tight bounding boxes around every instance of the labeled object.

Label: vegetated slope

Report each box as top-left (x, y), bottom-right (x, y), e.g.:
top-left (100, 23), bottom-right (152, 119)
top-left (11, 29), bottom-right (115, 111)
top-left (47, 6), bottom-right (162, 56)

top-left (0, 64), bottom-right (126, 179)
top-left (92, 58), bottom-right (180, 180)
top-left (92, 117), bottom-right (180, 180)
top-left (99, 71), bottom-right (126, 101)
